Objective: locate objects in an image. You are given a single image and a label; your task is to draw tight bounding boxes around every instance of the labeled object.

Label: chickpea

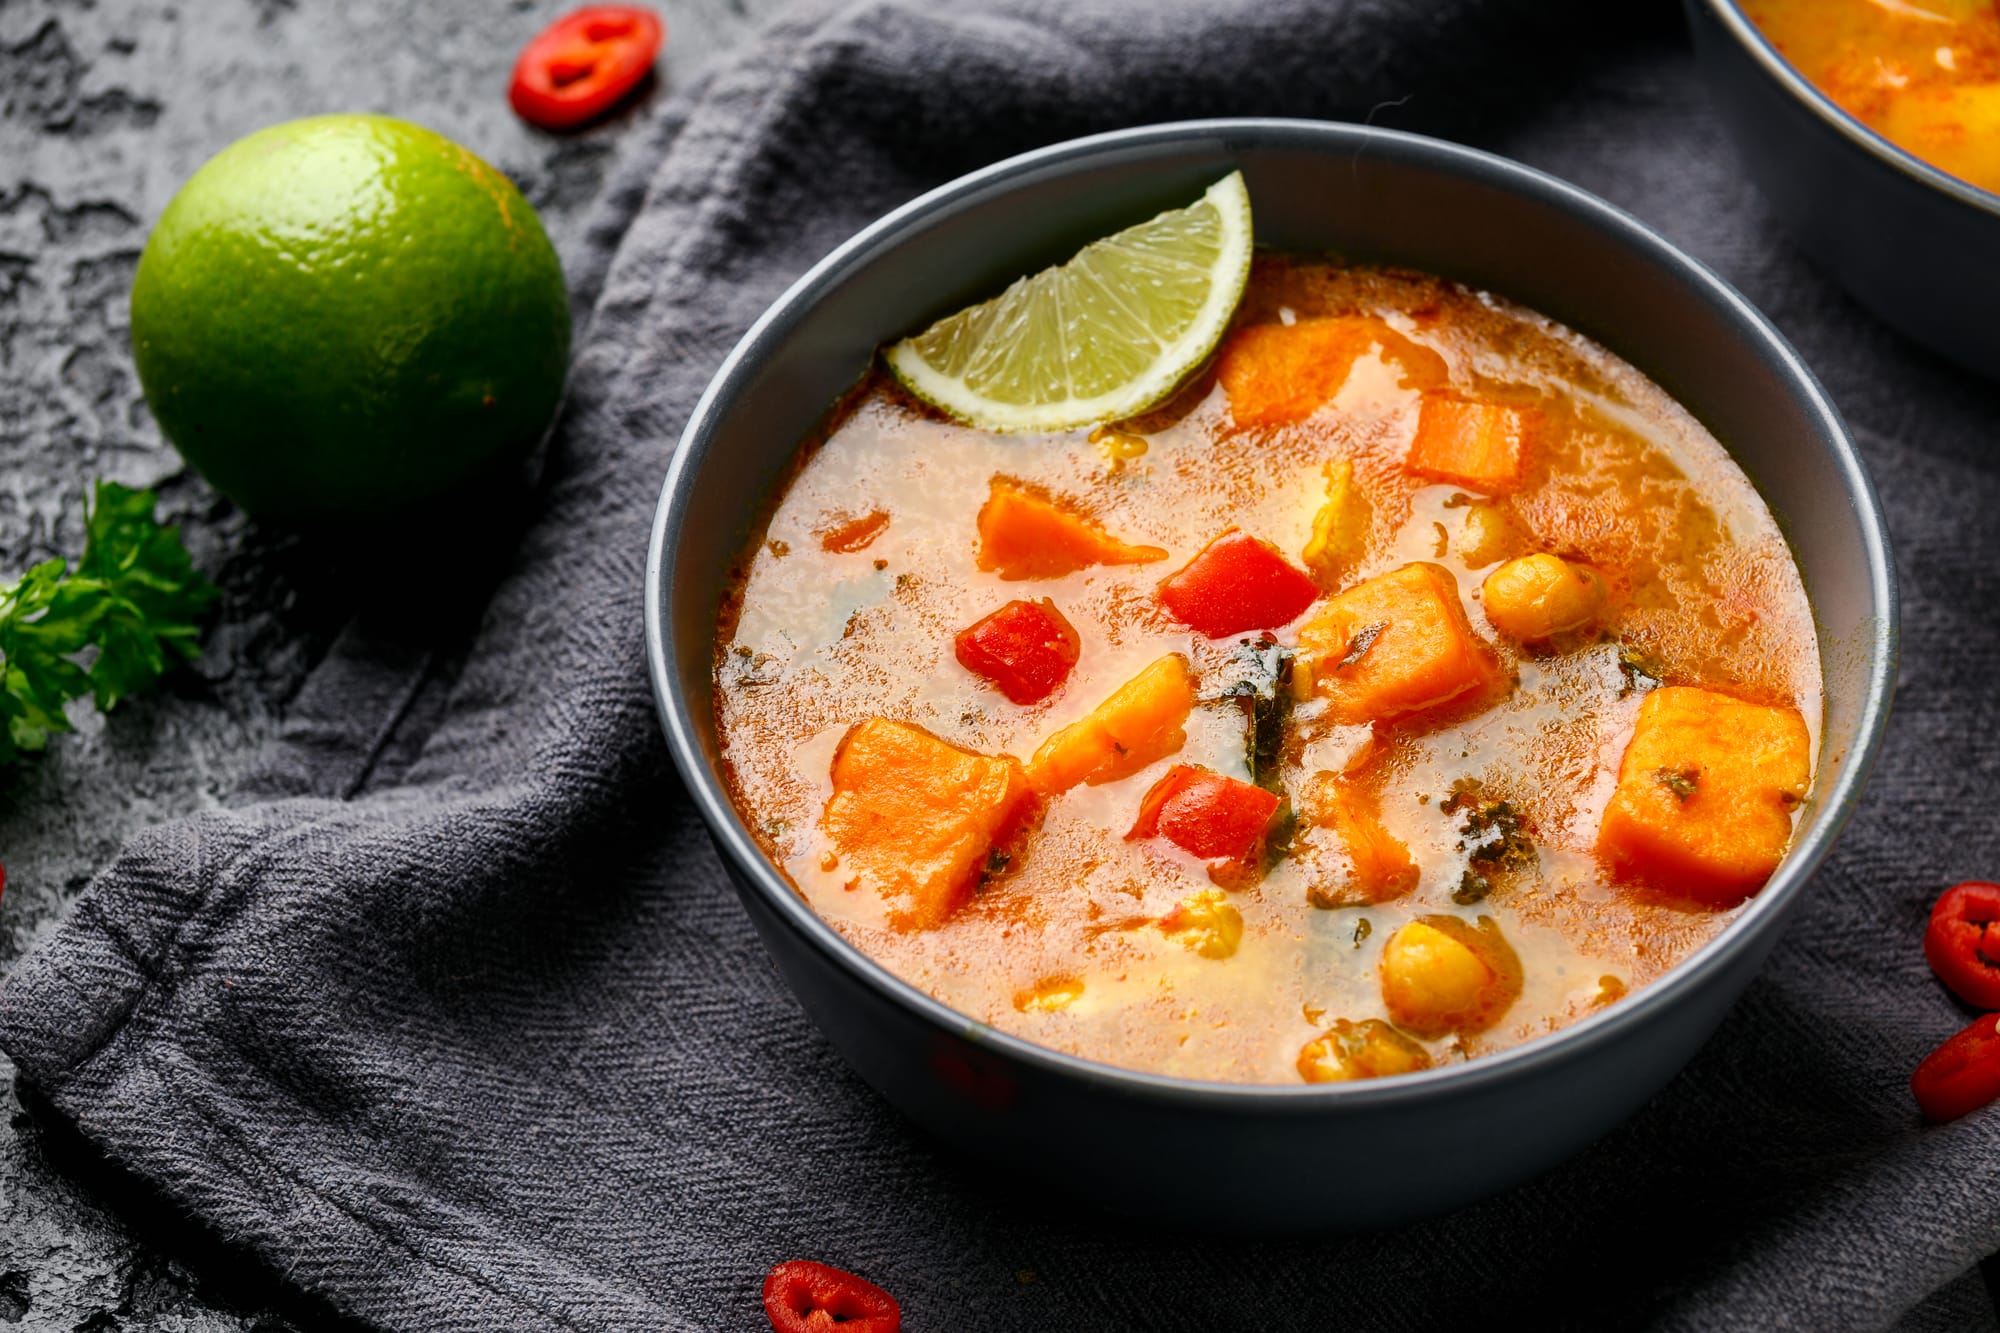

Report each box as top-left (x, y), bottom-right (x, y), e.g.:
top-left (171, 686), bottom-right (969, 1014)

top-left (1480, 553), bottom-right (1606, 641)
top-left (1297, 1017), bottom-right (1432, 1083)
top-left (1013, 975), bottom-right (1085, 1013)
top-left (1302, 459), bottom-right (1370, 580)
top-left (1378, 915), bottom-right (1523, 1038)
top-left (1156, 888), bottom-right (1244, 959)
top-left (1456, 498), bottom-right (1527, 568)
top-left (1089, 423), bottom-right (1149, 467)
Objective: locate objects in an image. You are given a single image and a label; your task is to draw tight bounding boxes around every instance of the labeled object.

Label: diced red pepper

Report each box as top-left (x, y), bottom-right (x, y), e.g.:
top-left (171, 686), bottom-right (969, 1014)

top-left (1127, 764), bottom-right (1281, 861)
top-left (1923, 881), bottom-right (2000, 1010)
top-left (954, 598), bottom-right (1081, 705)
top-left (1912, 1013), bottom-right (2000, 1123)
top-left (763, 1260), bottom-right (901, 1333)
top-left (509, 7), bottom-right (664, 132)
top-left (1158, 530), bottom-right (1319, 639)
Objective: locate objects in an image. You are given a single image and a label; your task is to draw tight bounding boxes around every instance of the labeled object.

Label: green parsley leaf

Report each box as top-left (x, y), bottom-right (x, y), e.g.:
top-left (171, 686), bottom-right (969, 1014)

top-left (0, 482), bottom-right (215, 763)
top-left (76, 482), bottom-right (216, 709)
top-left (1654, 766), bottom-right (1700, 803)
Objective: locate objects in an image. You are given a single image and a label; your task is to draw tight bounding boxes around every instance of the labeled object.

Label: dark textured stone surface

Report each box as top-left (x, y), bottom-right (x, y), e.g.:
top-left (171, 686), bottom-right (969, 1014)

top-left (0, 0), bottom-right (775, 1325)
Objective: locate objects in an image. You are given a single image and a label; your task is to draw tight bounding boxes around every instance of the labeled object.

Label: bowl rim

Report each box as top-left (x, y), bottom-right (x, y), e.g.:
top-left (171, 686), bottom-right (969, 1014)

top-left (1697, 0), bottom-right (2000, 217)
top-left (644, 116), bottom-right (1899, 1111)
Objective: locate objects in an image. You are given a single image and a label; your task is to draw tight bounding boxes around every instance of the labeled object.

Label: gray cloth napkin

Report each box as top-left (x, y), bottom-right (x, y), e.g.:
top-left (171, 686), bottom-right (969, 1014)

top-left (5, 0), bottom-right (1998, 1327)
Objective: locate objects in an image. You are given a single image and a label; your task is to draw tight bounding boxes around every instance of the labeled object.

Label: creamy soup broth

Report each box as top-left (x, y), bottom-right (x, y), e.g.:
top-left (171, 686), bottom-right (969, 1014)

top-left (714, 257), bottom-right (1821, 1085)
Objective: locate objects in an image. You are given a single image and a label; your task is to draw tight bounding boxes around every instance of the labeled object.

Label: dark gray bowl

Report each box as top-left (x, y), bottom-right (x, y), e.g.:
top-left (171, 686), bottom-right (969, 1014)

top-left (1687, 0), bottom-right (2000, 379)
top-left (644, 119), bottom-right (1897, 1230)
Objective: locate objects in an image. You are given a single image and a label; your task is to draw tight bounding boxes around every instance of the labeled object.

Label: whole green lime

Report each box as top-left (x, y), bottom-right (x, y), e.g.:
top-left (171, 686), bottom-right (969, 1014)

top-left (130, 114), bottom-right (571, 525)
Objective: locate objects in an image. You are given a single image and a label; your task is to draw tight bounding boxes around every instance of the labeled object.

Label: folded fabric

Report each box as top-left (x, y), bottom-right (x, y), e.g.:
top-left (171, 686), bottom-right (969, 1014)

top-left (5, 0), bottom-right (1996, 1327)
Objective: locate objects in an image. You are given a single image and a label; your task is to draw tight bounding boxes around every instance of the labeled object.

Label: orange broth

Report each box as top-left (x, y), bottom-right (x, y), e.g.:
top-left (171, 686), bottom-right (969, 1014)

top-left (713, 258), bottom-right (1822, 1085)
top-left (1743, 0), bottom-right (2000, 194)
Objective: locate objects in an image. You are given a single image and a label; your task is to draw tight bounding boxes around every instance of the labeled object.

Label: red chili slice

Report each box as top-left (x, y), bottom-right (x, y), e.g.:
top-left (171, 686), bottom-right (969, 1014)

top-left (1923, 881), bottom-right (2000, 1010)
top-left (1912, 1012), bottom-right (2000, 1123)
top-left (954, 598), bottom-right (1081, 705)
top-left (1158, 529), bottom-right (1319, 639)
top-left (1127, 764), bottom-right (1281, 862)
top-left (509, 6), bottom-right (664, 131)
top-left (763, 1260), bottom-right (901, 1333)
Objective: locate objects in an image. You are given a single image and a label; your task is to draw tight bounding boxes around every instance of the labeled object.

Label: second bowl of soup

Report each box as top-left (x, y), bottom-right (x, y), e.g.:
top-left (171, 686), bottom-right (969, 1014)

top-left (647, 120), bottom-right (1896, 1228)
top-left (1688, 0), bottom-right (2000, 378)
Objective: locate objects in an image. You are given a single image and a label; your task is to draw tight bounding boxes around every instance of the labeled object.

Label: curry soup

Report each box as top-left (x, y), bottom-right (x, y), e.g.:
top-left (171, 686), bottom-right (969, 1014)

top-left (1743, 0), bottom-right (2000, 194)
top-left (714, 257), bottom-right (1821, 1086)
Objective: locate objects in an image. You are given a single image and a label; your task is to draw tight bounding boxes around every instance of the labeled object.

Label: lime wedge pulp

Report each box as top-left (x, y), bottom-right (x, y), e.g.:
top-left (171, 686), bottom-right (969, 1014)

top-left (885, 171), bottom-right (1254, 434)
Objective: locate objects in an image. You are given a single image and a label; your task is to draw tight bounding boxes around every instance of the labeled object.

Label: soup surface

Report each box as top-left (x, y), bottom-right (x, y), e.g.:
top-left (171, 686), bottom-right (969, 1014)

top-left (1744, 0), bottom-right (2000, 194)
top-left (715, 257), bottom-right (1822, 1085)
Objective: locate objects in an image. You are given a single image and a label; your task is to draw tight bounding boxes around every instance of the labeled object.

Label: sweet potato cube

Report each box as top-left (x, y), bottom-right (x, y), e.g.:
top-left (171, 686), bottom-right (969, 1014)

top-left (1026, 654), bottom-right (1194, 795)
top-left (1596, 686), bottom-right (1811, 908)
top-left (1406, 395), bottom-right (1539, 495)
top-left (1297, 563), bottom-right (1503, 725)
top-left (975, 478), bottom-right (1166, 580)
top-left (823, 718), bottom-right (1032, 930)
top-left (1217, 317), bottom-right (1447, 427)
top-left (1307, 776), bottom-right (1418, 906)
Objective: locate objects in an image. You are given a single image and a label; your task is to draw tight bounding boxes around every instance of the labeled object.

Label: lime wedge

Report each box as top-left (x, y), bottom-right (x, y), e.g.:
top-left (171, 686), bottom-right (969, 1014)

top-left (885, 171), bottom-right (1254, 434)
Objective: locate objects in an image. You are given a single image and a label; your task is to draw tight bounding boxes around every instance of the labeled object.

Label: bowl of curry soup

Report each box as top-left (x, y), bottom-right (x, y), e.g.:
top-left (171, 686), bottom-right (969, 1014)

top-left (1688, 0), bottom-right (2000, 378)
top-left (645, 120), bottom-right (1896, 1229)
